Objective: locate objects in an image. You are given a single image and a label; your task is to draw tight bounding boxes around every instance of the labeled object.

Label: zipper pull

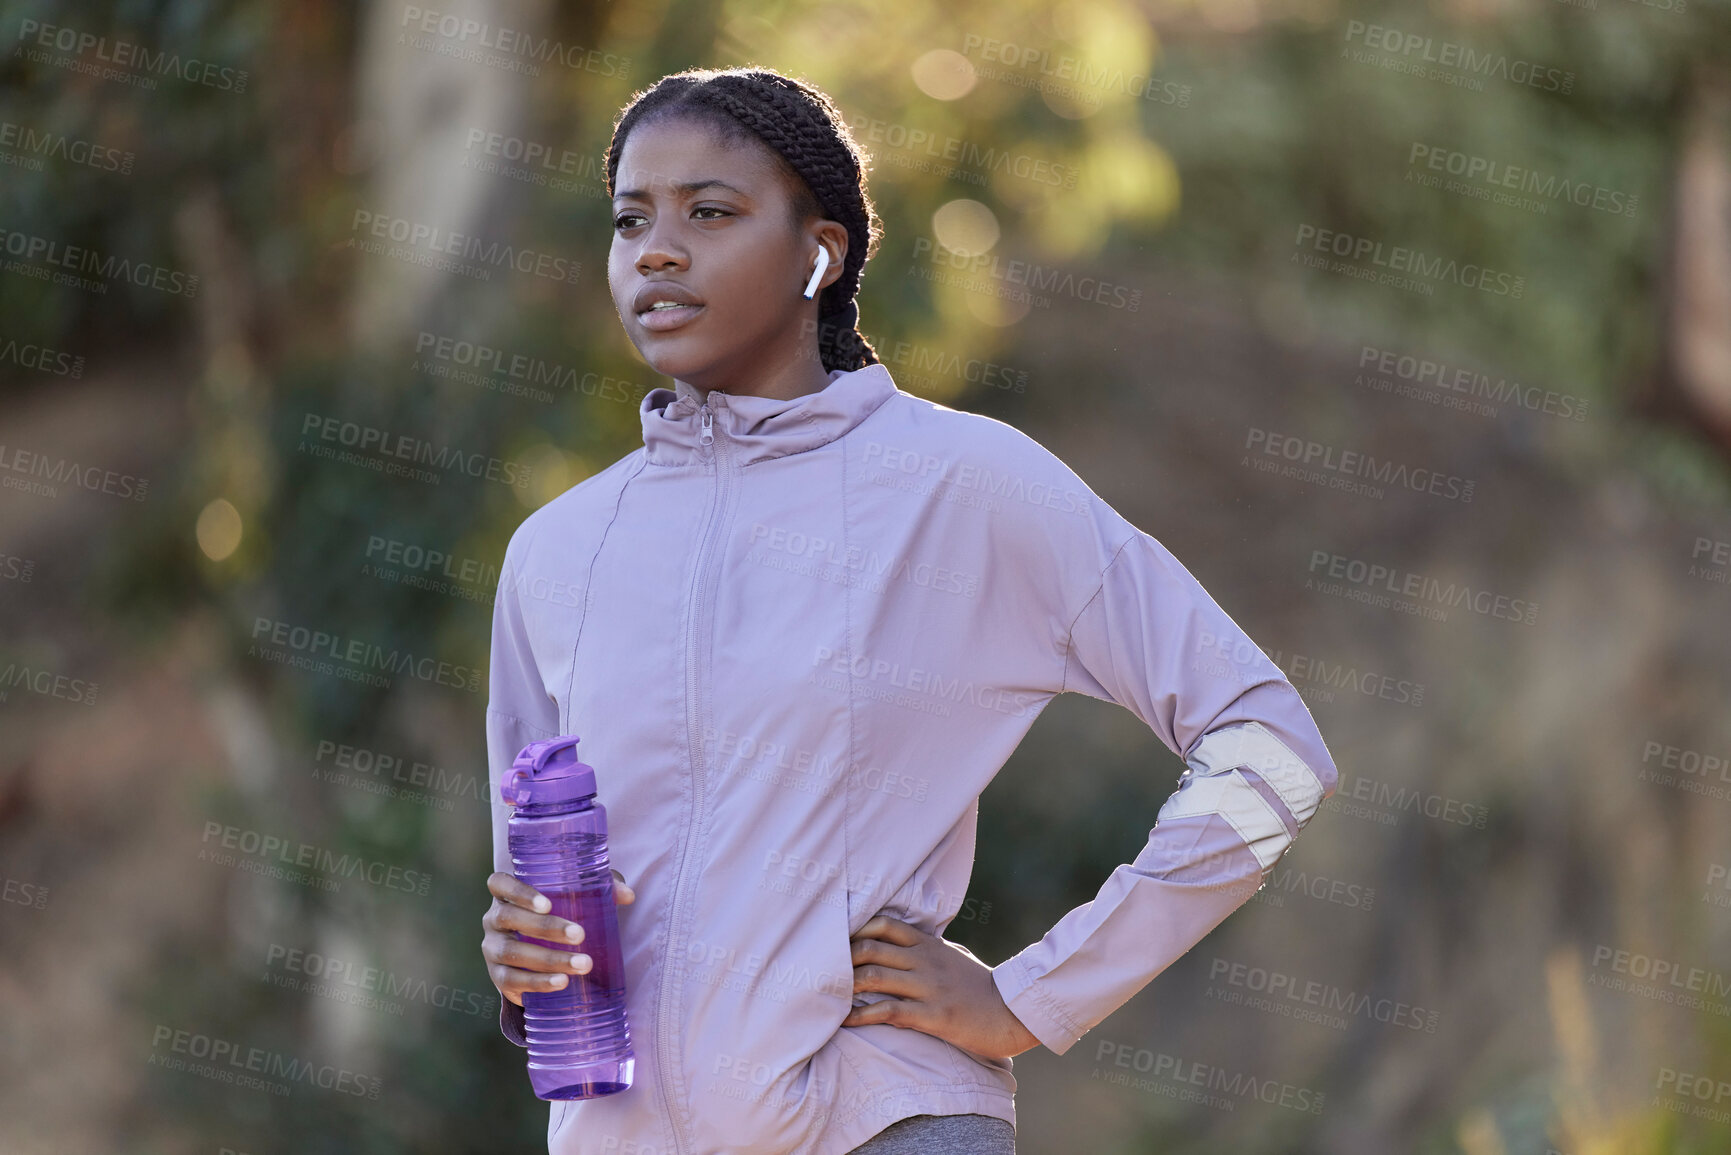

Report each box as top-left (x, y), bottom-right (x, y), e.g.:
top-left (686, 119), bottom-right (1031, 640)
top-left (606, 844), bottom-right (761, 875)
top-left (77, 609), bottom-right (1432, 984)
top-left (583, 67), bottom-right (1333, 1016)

top-left (699, 404), bottom-right (714, 448)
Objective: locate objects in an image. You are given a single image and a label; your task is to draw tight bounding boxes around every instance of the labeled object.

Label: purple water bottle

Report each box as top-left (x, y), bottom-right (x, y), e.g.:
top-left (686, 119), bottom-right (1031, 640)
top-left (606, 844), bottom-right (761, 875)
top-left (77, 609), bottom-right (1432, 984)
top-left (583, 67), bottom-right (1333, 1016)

top-left (502, 735), bottom-right (635, 1100)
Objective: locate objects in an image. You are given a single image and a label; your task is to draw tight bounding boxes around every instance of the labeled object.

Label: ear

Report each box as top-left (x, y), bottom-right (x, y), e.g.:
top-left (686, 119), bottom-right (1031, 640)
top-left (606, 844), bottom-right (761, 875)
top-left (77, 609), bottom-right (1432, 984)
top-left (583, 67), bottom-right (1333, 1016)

top-left (808, 221), bottom-right (849, 294)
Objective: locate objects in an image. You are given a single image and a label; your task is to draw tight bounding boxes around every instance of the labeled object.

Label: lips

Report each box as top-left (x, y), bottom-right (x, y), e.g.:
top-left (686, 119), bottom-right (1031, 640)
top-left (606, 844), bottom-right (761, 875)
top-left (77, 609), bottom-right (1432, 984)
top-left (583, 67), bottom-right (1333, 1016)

top-left (632, 282), bottom-right (706, 333)
top-left (632, 281), bottom-right (704, 314)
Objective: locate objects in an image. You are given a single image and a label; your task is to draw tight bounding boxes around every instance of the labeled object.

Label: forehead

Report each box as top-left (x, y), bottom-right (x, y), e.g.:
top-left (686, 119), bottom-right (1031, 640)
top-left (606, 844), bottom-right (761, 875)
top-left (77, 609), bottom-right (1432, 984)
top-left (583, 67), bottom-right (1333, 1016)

top-left (614, 116), bottom-right (784, 198)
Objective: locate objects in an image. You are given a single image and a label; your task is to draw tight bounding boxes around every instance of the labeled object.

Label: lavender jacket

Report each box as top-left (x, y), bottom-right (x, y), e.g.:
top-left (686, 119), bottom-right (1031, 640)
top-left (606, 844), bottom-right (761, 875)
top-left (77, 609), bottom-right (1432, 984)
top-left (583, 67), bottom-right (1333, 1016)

top-left (486, 362), bottom-right (1338, 1154)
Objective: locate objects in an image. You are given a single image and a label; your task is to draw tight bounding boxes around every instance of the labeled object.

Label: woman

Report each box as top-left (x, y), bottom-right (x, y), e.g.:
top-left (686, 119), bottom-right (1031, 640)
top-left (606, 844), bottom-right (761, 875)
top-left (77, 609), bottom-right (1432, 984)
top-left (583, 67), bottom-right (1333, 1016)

top-left (480, 66), bottom-right (1338, 1155)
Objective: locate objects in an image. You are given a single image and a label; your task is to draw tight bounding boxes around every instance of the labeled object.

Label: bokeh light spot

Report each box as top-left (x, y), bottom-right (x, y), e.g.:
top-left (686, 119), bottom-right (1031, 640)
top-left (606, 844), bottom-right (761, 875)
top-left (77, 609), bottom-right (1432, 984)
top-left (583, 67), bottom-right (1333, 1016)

top-left (911, 50), bottom-right (976, 101)
top-left (932, 199), bottom-right (1001, 257)
top-left (196, 498), bottom-right (243, 561)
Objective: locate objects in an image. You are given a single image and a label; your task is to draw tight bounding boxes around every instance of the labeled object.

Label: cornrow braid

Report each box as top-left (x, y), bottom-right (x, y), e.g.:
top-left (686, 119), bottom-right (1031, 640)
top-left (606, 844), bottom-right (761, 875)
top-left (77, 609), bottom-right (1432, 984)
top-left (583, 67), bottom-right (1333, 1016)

top-left (605, 66), bottom-right (883, 374)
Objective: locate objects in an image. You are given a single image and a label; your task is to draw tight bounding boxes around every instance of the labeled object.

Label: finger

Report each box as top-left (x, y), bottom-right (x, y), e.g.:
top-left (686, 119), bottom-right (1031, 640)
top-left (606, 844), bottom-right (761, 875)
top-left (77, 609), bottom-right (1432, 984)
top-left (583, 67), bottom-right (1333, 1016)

top-left (842, 998), bottom-right (899, 1027)
top-left (489, 897), bottom-right (590, 946)
top-left (491, 961), bottom-right (576, 999)
top-left (612, 870), bottom-right (635, 904)
top-left (842, 996), bottom-right (926, 1030)
top-left (498, 965), bottom-right (571, 994)
top-left (852, 961), bottom-right (925, 999)
top-left (488, 871), bottom-right (552, 914)
top-left (850, 936), bottom-right (918, 970)
top-left (491, 962), bottom-right (530, 1005)
top-left (489, 932), bottom-right (594, 976)
top-left (851, 915), bottom-right (923, 947)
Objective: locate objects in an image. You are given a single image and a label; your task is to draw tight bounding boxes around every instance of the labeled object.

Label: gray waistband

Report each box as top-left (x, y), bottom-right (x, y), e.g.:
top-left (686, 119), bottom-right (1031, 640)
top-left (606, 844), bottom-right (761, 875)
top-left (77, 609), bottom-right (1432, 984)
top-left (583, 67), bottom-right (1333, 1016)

top-left (845, 1112), bottom-right (1016, 1154)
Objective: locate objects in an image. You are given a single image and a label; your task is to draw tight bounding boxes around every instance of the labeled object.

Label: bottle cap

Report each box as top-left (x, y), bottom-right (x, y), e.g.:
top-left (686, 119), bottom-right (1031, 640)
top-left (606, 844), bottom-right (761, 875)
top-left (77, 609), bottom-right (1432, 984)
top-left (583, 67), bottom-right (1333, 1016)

top-left (502, 735), bottom-right (597, 807)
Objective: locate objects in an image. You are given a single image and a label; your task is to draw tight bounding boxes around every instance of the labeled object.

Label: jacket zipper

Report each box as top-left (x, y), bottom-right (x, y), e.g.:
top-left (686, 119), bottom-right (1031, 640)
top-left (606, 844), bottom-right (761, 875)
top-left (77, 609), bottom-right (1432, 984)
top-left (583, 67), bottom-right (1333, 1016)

top-left (654, 398), bottom-right (726, 1155)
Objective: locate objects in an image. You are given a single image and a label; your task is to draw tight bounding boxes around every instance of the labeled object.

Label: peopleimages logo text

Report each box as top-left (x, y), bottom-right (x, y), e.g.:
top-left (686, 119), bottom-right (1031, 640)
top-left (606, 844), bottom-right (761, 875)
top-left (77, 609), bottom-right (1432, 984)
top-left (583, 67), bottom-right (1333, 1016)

top-left (0, 443), bottom-right (148, 500)
top-left (14, 20), bottom-right (250, 91)
top-left (298, 412), bottom-right (531, 488)
top-left (397, 6), bottom-right (632, 77)
top-left (1307, 550), bottom-right (1538, 625)
top-left (149, 1024), bottom-right (380, 1099)
top-left (0, 119), bottom-right (133, 174)
top-left (1244, 427), bottom-right (1475, 502)
top-left (200, 821), bottom-right (433, 897)
top-left (1342, 21), bottom-right (1574, 94)
top-left (350, 209), bottom-right (579, 283)
top-left (0, 226), bottom-right (198, 296)
top-left (1294, 224), bottom-right (1524, 297)
top-left (249, 616), bottom-right (483, 692)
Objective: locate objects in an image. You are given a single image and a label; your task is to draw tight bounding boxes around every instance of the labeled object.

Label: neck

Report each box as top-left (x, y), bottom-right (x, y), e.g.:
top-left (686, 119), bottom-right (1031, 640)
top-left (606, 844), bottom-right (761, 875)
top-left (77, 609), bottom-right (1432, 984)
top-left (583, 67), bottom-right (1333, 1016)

top-left (674, 321), bottom-right (837, 400)
top-left (677, 363), bottom-right (832, 402)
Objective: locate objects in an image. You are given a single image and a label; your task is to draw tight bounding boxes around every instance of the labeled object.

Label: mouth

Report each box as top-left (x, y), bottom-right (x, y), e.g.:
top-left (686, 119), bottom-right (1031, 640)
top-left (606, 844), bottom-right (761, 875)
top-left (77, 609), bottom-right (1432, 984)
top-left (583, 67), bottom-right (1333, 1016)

top-left (636, 301), bottom-right (705, 332)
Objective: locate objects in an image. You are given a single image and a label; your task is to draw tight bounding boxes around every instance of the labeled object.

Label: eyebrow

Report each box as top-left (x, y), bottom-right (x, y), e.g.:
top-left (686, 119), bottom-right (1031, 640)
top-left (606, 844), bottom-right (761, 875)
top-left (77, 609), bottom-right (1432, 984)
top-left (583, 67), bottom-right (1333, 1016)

top-left (613, 178), bottom-right (751, 202)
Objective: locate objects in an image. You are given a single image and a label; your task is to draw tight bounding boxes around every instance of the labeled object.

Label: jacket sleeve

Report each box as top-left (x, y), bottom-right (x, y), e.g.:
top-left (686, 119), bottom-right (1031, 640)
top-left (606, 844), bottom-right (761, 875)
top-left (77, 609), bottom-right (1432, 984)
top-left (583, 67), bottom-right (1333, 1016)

top-left (990, 526), bottom-right (1339, 1056)
top-left (487, 527), bottom-right (562, 1049)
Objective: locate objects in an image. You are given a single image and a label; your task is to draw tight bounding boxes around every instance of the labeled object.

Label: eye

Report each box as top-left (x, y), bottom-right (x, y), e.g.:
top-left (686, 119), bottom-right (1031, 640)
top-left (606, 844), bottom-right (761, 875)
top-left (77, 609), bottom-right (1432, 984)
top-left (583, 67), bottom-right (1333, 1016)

top-left (692, 206), bottom-right (730, 220)
top-left (613, 211), bottom-right (646, 231)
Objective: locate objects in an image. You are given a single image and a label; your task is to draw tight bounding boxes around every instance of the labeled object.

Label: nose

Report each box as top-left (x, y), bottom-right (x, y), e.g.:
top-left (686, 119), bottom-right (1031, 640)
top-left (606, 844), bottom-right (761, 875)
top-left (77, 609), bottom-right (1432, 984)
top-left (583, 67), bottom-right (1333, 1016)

top-left (632, 220), bottom-right (688, 276)
top-left (636, 249), bottom-right (685, 275)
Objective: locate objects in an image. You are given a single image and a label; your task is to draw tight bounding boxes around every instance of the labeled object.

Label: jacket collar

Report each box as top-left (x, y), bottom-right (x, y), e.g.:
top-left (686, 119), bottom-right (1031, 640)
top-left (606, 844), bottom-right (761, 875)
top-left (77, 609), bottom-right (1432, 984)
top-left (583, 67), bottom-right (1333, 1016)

top-left (639, 362), bottom-right (899, 466)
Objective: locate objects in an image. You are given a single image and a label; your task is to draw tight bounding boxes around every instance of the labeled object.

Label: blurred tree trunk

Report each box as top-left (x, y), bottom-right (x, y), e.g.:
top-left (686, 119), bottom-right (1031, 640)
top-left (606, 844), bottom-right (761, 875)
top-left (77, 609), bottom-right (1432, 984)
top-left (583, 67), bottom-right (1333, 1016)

top-left (347, 0), bottom-right (553, 356)
top-left (1664, 60), bottom-right (1731, 450)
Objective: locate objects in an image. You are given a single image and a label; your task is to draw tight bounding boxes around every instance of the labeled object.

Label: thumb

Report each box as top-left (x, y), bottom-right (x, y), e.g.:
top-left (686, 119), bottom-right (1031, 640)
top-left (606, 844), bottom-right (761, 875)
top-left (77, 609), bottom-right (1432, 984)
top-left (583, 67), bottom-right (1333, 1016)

top-left (612, 868), bottom-right (635, 904)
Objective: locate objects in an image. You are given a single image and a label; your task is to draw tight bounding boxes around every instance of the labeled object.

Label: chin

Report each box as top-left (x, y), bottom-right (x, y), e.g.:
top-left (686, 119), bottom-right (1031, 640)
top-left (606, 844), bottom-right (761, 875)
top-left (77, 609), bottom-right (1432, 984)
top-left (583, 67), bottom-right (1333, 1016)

top-left (634, 341), bottom-right (712, 384)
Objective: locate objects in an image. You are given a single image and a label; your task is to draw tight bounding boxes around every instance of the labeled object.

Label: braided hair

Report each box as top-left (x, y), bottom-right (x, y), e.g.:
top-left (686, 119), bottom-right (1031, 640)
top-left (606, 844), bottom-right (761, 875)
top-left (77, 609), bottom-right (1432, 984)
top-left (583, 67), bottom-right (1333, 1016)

top-left (605, 66), bottom-right (883, 374)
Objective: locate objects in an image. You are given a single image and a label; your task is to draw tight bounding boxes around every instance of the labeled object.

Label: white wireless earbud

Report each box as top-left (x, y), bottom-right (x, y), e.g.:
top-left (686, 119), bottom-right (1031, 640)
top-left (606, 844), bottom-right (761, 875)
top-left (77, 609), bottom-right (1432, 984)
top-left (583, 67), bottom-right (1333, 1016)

top-left (802, 246), bottom-right (830, 300)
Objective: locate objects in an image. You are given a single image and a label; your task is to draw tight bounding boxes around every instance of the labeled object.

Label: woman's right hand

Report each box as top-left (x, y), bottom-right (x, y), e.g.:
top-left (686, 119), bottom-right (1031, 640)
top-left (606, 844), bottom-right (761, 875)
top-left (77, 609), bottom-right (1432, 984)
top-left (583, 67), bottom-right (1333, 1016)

top-left (483, 868), bottom-right (636, 1007)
